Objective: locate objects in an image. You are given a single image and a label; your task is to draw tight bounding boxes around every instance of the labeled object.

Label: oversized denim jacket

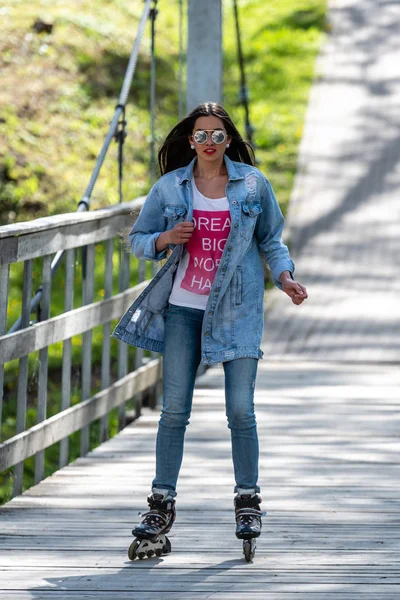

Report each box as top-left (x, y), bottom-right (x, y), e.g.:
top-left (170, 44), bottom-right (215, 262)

top-left (112, 155), bottom-right (294, 364)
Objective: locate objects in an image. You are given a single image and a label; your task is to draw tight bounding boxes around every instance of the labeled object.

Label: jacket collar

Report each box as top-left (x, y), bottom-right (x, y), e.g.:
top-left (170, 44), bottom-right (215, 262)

top-left (176, 155), bottom-right (245, 184)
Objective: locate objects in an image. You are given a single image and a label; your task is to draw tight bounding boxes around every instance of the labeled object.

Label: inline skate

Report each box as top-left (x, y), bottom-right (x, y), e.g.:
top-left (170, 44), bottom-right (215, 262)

top-left (128, 492), bottom-right (176, 560)
top-left (234, 492), bottom-right (265, 562)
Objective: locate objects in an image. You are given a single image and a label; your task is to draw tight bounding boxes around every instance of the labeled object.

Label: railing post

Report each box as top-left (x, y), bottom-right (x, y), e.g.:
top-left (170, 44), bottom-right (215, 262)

top-left (59, 248), bottom-right (75, 468)
top-left (117, 249), bottom-right (130, 431)
top-left (134, 259), bottom-right (146, 419)
top-left (0, 264), bottom-right (10, 442)
top-left (100, 239), bottom-right (114, 442)
top-left (13, 259), bottom-right (33, 497)
top-left (34, 255), bottom-right (52, 484)
top-left (80, 244), bottom-right (95, 456)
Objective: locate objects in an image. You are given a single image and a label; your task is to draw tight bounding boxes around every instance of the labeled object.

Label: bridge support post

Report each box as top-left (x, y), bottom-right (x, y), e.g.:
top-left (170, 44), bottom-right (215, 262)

top-left (186, 0), bottom-right (223, 112)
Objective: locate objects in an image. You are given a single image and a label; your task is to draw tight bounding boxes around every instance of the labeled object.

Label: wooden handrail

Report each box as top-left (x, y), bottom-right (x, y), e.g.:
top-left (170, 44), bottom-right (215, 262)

top-left (0, 198), bottom-right (161, 498)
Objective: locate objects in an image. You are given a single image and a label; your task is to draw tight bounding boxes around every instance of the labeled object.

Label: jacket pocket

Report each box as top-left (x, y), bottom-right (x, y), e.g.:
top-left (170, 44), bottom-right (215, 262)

top-left (235, 266), bottom-right (243, 306)
top-left (240, 202), bottom-right (262, 240)
top-left (128, 307), bottom-right (155, 336)
top-left (162, 204), bottom-right (187, 225)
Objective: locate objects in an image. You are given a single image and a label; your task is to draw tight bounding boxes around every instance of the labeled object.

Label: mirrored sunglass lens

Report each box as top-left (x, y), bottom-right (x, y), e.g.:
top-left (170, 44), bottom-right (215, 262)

top-left (194, 130), bottom-right (207, 144)
top-left (211, 130), bottom-right (226, 144)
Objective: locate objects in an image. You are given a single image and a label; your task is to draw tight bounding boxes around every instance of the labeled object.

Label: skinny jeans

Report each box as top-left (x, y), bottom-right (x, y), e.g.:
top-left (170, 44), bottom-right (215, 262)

top-left (152, 303), bottom-right (260, 499)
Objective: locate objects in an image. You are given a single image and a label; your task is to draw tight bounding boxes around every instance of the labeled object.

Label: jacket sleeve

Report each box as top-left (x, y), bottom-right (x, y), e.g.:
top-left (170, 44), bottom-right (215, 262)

top-left (129, 183), bottom-right (168, 262)
top-left (255, 178), bottom-right (295, 290)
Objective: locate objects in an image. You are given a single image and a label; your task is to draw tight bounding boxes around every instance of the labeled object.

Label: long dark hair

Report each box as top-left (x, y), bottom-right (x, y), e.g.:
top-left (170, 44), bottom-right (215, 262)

top-left (158, 102), bottom-right (255, 175)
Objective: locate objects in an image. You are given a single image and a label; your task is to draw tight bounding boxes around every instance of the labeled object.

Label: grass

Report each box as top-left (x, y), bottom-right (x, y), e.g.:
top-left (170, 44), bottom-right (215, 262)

top-left (0, 0), bottom-right (328, 504)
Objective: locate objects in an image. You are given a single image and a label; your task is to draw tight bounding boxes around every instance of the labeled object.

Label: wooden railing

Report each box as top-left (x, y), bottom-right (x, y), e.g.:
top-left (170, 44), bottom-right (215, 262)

top-left (0, 198), bottom-right (162, 498)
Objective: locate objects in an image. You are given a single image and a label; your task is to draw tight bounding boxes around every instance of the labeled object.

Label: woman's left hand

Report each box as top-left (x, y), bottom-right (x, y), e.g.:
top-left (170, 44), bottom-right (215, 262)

top-left (280, 274), bottom-right (308, 305)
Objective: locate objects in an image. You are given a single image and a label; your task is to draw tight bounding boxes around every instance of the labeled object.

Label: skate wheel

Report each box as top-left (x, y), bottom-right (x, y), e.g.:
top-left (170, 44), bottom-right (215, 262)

top-left (138, 552), bottom-right (146, 560)
top-left (163, 536), bottom-right (172, 555)
top-left (147, 550), bottom-right (154, 558)
top-left (155, 548), bottom-right (163, 557)
top-left (243, 539), bottom-right (256, 563)
top-left (128, 539), bottom-right (141, 561)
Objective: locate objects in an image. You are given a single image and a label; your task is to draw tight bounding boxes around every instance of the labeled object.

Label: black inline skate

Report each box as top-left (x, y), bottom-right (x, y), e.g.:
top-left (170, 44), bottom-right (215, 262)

top-left (234, 492), bottom-right (265, 562)
top-left (128, 493), bottom-right (176, 560)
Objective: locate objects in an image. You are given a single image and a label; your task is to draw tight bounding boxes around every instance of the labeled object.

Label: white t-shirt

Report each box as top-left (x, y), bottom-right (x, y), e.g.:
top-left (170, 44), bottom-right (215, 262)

top-left (169, 177), bottom-right (231, 310)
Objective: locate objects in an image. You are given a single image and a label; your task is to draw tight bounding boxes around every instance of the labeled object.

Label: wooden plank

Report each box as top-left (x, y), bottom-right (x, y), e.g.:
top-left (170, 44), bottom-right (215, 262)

top-left (1, 507), bottom-right (398, 524)
top-left (34, 255), bottom-right (52, 484)
top-left (1, 569), bottom-right (400, 592)
top-left (0, 534), bottom-right (398, 551)
top-left (0, 550), bottom-right (399, 569)
top-left (0, 199), bottom-right (143, 239)
top-left (80, 244), bottom-right (95, 457)
top-left (133, 259), bottom-right (146, 418)
top-left (0, 593), bottom-right (398, 600)
top-left (2, 520), bottom-right (399, 533)
top-left (13, 259), bottom-right (33, 497)
top-left (1, 567), bottom-right (400, 583)
top-left (0, 263), bottom-right (9, 440)
top-left (8, 495), bottom-right (399, 511)
top-left (2, 557), bottom-right (400, 588)
top-left (0, 198), bottom-right (145, 264)
top-left (0, 214), bottom-right (131, 265)
top-left (0, 280), bottom-right (148, 364)
top-left (117, 249), bottom-right (130, 431)
top-left (100, 239), bottom-right (113, 443)
top-left (0, 360), bottom-right (161, 471)
top-left (59, 248), bottom-right (75, 468)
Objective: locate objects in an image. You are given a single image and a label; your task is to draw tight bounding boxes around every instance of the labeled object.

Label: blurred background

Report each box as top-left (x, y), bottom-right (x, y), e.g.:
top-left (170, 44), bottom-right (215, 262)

top-left (0, 0), bottom-right (328, 225)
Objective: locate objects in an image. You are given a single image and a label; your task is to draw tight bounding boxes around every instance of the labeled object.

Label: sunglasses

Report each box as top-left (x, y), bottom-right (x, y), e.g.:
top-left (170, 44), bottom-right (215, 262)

top-left (193, 129), bottom-right (227, 145)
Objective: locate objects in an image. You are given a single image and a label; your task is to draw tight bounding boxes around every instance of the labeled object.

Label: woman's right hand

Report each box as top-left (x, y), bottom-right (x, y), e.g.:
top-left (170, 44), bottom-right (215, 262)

top-left (156, 221), bottom-right (194, 251)
top-left (167, 221), bottom-right (195, 245)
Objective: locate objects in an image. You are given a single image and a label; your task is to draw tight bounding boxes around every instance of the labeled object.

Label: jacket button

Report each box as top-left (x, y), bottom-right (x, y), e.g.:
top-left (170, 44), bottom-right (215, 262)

top-left (234, 223), bottom-right (238, 228)
top-left (205, 331), bottom-right (210, 336)
top-left (222, 267), bottom-right (227, 272)
top-left (232, 200), bottom-right (237, 205)
top-left (227, 246), bottom-right (232, 251)
top-left (208, 311), bottom-right (213, 316)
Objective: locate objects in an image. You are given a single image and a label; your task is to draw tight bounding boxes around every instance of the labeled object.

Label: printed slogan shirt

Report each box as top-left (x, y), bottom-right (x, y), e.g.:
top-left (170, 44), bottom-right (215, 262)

top-left (113, 155), bottom-right (295, 365)
top-left (169, 177), bottom-right (231, 309)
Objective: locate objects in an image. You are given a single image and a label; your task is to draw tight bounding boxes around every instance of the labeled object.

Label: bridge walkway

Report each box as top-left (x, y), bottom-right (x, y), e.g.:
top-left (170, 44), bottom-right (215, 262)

top-left (0, 360), bottom-right (399, 598)
top-left (1, 0), bottom-right (400, 597)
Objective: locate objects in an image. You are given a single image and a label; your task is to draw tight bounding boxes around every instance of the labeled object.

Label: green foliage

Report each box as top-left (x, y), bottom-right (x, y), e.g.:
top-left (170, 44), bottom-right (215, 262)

top-left (0, 0), bottom-right (327, 503)
top-left (0, 0), bottom-right (327, 224)
top-left (223, 0), bottom-right (327, 212)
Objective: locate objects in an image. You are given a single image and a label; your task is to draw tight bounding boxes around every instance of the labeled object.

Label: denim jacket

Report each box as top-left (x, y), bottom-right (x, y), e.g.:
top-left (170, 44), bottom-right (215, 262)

top-left (112, 155), bottom-right (294, 364)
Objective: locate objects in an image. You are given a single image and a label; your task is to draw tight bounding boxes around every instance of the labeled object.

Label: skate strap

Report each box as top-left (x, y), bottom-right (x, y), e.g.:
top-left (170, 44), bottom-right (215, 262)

top-left (140, 509), bottom-right (169, 526)
top-left (236, 507), bottom-right (263, 518)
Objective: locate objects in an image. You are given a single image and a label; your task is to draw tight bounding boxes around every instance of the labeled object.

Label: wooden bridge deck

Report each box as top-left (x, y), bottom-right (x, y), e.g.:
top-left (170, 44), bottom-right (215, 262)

top-left (1, 360), bottom-right (399, 598)
top-left (1, 0), bottom-right (400, 597)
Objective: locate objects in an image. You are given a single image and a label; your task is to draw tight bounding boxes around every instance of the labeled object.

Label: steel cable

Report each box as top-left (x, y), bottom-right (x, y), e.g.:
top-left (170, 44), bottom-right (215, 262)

top-left (9, 0), bottom-right (155, 333)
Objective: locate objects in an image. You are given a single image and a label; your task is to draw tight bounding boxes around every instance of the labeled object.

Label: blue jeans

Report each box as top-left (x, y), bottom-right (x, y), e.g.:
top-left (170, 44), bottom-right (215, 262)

top-left (152, 303), bottom-right (260, 499)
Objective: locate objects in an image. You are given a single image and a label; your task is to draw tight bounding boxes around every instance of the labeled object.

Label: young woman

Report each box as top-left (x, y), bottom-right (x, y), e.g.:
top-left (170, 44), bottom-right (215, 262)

top-left (113, 102), bottom-right (307, 560)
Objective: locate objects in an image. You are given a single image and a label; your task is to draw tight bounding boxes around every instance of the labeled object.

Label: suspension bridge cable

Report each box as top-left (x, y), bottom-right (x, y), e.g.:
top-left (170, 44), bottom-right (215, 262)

top-left (150, 1), bottom-right (158, 185)
top-left (115, 108), bottom-right (127, 205)
top-left (78, 0), bottom-right (154, 212)
top-left (8, 0), bottom-right (156, 334)
top-left (178, 0), bottom-right (184, 120)
top-left (233, 0), bottom-right (254, 145)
